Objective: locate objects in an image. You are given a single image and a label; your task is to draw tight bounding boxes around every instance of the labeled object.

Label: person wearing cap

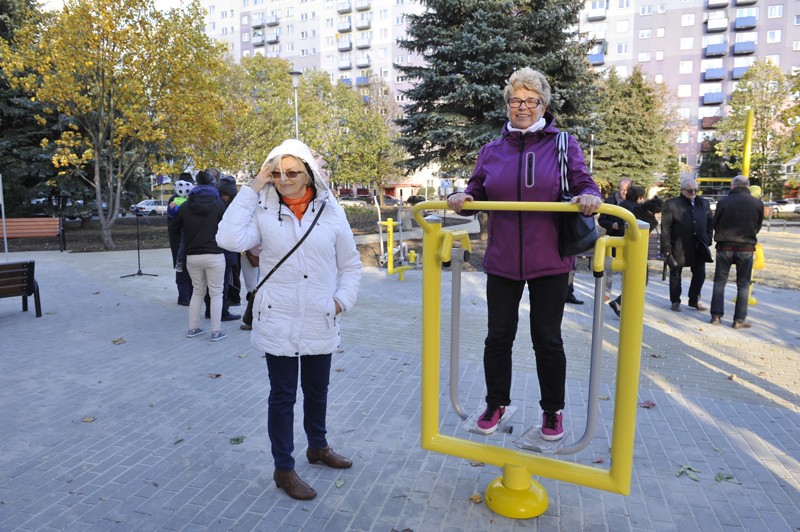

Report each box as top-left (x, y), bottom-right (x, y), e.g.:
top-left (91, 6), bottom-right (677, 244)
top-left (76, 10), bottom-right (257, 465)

top-left (216, 139), bottom-right (362, 501)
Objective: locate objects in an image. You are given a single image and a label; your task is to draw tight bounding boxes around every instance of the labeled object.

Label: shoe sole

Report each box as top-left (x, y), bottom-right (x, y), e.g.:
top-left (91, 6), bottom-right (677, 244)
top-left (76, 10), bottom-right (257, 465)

top-left (540, 431), bottom-right (565, 442)
top-left (187, 331), bottom-right (204, 338)
top-left (211, 335), bottom-right (227, 342)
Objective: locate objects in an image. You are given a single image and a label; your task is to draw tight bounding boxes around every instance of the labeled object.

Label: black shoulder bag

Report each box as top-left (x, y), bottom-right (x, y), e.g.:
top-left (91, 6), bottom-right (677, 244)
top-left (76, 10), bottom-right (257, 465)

top-left (242, 201), bottom-right (326, 327)
top-left (556, 132), bottom-right (600, 258)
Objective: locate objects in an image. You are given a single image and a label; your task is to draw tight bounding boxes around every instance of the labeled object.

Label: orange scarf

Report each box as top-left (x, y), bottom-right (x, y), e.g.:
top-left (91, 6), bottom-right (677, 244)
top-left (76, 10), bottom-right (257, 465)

top-left (282, 187), bottom-right (314, 220)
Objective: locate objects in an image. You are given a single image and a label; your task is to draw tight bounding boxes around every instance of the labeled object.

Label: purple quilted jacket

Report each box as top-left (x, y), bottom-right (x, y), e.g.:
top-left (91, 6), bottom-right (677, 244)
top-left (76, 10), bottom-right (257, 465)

top-left (461, 114), bottom-right (600, 280)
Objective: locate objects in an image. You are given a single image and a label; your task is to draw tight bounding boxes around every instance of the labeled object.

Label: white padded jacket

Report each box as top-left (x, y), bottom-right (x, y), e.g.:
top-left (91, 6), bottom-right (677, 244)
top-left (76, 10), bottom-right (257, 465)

top-left (216, 140), bottom-right (362, 356)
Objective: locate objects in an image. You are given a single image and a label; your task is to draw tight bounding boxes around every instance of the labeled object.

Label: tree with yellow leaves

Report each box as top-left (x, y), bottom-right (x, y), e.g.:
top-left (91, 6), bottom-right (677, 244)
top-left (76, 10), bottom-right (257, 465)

top-left (1, 0), bottom-right (229, 248)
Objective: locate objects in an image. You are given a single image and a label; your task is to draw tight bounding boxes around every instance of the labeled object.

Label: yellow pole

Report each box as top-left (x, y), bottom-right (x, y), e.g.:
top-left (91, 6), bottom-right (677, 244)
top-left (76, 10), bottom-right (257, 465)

top-left (742, 109), bottom-right (753, 178)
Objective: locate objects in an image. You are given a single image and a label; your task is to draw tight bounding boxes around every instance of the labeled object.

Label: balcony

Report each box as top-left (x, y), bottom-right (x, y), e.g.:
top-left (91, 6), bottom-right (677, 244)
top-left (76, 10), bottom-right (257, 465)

top-left (339, 78), bottom-right (352, 87)
top-left (707, 0), bottom-right (728, 7)
top-left (266, 15), bottom-right (279, 26)
top-left (252, 36), bottom-right (265, 47)
top-left (338, 39), bottom-right (352, 51)
top-left (735, 0), bottom-right (757, 4)
top-left (587, 8), bottom-right (607, 21)
top-left (588, 53), bottom-right (605, 66)
top-left (356, 76), bottom-right (370, 86)
top-left (703, 68), bottom-right (726, 81)
top-left (355, 0), bottom-right (371, 11)
top-left (355, 38), bottom-right (371, 49)
top-left (266, 33), bottom-right (279, 44)
top-left (355, 18), bottom-right (371, 30)
top-left (338, 21), bottom-right (352, 32)
top-left (251, 21), bottom-right (264, 30)
top-left (337, 1), bottom-right (352, 13)
top-left (733, 41), bottom-right (755, 54)
top-left (266, 50), bottom-right (280, 58)
top-left (701, 116), bottom-right (722, 128)
top-left (734, 16), bottom-right (756, 30)
top-left (705, 17), bottom-right (728, 32)
top-left (705, 43), bottom-right (727, 57)
top-left (355, 55), bottom-right (370, 68)
top-left (732, 66), bottom-right (750, 79)
top-left (703, 92), bottom-right (724, 105)
top-left (339, 60), bottom-right (352, 70)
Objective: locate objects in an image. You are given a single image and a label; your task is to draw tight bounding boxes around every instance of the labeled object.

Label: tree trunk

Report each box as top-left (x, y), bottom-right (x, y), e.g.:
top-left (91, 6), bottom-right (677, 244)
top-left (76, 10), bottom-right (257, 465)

top-left (100, 220), bottom-right (116, 250)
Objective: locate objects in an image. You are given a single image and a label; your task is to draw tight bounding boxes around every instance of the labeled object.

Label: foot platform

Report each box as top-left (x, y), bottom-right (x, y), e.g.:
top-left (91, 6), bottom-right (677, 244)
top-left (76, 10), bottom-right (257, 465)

top-left (514, 424), bottom-right (571, 454)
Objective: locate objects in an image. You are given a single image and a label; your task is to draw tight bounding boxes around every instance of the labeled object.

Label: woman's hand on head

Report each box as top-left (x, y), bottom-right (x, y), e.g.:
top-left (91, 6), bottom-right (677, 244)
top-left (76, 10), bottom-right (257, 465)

top-left (447, 192), bottom-right (473, 212)
top-left (572, 194), bottom-right (602, 216)
top-left (251, 165), bottom-right (274, 194)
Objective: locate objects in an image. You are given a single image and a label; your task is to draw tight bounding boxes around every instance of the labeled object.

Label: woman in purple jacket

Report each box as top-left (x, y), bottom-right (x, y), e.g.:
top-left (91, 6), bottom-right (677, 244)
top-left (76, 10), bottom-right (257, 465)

top-left (447, 68), bottom-right (601, 441)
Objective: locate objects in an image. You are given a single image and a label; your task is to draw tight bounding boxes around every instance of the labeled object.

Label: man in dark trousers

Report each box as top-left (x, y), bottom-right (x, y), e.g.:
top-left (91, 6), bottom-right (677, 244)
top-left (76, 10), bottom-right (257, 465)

top-left (660, 177), bottom-right (714, 312)
top-left (598, 178), bottom-right (631, 302)
top-left (709, 176), bottom-right (764, 329)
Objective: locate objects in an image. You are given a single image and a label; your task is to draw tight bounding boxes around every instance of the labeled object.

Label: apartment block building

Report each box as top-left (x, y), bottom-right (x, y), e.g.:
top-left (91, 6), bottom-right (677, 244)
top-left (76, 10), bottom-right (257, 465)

top-left (581, 0), bottom-right (798, 174)
top-left (201, 0), bottom-right (799, 177)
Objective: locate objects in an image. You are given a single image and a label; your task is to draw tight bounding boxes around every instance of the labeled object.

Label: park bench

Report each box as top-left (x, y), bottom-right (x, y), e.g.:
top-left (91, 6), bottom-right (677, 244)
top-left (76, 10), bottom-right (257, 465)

top-left (0, 217), bottom-right (66, 251)
top-left (577, 230), bottom-right (667, 280)
top-left (0, 260), bottom-right (42, 318)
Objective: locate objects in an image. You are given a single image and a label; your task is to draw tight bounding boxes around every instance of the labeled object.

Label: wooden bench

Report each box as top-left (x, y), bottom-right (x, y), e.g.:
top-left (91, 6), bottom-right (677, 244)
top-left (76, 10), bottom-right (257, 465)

top-left (577, 230), bottom-right (667, 280)
top-left (0, 260), bottom-right (42, 317)
top-left (0, 217), bottom-right (65, 251)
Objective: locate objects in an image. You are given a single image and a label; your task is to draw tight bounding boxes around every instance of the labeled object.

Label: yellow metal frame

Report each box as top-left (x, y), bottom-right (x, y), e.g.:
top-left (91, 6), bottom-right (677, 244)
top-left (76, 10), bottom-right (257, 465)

top-left (412, 201), bottom-right (647, 519)
top-left (379, 217), bottom-right (417, 280)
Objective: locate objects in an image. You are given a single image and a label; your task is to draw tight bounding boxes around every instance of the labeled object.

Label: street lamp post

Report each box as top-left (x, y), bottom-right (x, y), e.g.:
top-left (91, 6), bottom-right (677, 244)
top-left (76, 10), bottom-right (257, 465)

top-left (289, 70), bottom-right (302, 140)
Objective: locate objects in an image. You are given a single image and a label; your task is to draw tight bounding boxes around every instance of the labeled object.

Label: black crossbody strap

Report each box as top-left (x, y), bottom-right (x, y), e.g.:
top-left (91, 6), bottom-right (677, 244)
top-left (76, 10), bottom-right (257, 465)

top-left (557, 131), bottom-right (569, 195)
top-left (252, 200), bottom-right (326, 294)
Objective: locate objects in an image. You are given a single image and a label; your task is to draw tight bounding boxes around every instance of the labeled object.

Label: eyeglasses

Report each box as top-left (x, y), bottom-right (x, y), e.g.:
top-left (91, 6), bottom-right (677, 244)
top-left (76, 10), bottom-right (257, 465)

top-left (682, 188), bottom-right (698, 193)
top-left (507, 97), bottom-right (543, 109)
top-left (271, 170), bottom-right (306, 180)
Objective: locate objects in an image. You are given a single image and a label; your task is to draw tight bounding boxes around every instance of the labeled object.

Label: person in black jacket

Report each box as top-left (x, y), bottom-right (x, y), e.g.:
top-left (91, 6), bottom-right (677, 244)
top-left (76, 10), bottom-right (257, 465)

top-left (607, 185), bottom-right (660, 317)
top-left (170, 169), bottom-right (230, 341)
top-left (598, 178), bottom-right (631, 302)
top-left (709, 176), bottom-right (764, 329)
top-left (660, 177), bottom-right (714, 312)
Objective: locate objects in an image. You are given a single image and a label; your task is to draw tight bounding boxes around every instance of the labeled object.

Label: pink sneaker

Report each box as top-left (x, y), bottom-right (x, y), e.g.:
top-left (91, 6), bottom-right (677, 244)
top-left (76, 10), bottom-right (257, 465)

top-left (476, 405), bottom-right (505, 434)
top-left (541, 411), bottom-right (564, 441)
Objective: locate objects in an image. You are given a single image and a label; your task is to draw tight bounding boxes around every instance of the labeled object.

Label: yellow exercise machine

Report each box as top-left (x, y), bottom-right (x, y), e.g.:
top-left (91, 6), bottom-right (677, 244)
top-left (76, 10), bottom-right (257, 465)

top-left (412, 200), bottom-right (647, 519)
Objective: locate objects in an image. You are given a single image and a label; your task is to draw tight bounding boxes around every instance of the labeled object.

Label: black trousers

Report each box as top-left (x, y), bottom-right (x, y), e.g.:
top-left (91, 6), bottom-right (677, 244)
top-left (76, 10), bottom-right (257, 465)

top-left (483, 272), bottom-right (569, 412)
top-left (669, 259), bottom-right (706, 305)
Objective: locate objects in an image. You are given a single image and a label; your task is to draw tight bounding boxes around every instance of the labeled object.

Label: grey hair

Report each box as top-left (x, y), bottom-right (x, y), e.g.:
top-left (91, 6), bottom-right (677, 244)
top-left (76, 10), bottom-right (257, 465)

top-left (680, 177), bottom-right (697, 189)
top-left (732, 175), bottom-right (750, 188)
top-left (503, 67), bottom-right (551, 108)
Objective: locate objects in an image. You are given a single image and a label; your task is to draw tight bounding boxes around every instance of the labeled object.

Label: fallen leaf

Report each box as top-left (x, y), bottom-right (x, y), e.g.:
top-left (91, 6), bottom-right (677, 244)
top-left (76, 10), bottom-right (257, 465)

top-left (728, 374), bottom-right (736, 381)
top-left (650, 353), bottom-right (664, 358)
top-left (592, 457), bottom-right (605, 464)
top-left (335, 479), bottom-right (345, 488)
top-left (469, 493), bottom-right (482, 504)
top-left (715, 471), bottom-right (741, 484)
top-left (238, 354), bottom-right (248, 359)
top-left (676, 465), bottom-right (700, 481)
top-left (598, 395), bottom-right (610, 401)
top-left (639, 401), bottom-right (656, 409)
top-left (335, 368), bottom-right (345, 373)
top-left (173, 438), bottom-right (184, 445)
top-left (229, 436), bottom-right (245, 445)
top-left (469, 461), bottom-right (484, 467)
top-left (82, 416), bottom-right (96, 423)
top-left (209, 373), bottom-right (222, 379)
top-left (111, 337), bottom-right (126, 345)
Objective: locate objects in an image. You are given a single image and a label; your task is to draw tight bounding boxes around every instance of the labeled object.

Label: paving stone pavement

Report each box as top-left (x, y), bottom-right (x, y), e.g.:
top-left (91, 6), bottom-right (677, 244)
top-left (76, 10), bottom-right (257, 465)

top-left (0, 246), bottom-right (798, 532)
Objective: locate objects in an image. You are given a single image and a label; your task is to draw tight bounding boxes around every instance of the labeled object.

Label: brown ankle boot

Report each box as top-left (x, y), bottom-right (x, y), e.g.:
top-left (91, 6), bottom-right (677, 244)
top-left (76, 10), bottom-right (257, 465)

top-left (306, 446), bottom-right (353, 469)
top-left (273, 469), bottom-right (316, 500)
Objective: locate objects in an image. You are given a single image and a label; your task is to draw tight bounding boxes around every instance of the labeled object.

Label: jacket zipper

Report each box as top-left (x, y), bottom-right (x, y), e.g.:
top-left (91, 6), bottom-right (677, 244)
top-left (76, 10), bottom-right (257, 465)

top-left (517, 134), bottom-right (525, 278)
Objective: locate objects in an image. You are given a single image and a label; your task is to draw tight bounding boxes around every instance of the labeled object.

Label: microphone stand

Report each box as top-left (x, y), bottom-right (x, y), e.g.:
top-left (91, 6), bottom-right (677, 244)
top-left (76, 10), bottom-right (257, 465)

top-left (121, 212), bottom-right (158, 278)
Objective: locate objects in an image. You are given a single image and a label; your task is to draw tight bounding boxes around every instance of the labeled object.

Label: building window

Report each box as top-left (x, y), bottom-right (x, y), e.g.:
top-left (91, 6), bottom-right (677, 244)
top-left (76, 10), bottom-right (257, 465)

top-left (654, 74), bottom-right (664, 83)
top-left (242, 32), bottom-right (250, 42)
top-left (679, 61), bottom-right (693, 73)
top-left (639, 29), bottom-right (652, 39)
top-left (395, 15), bottom-right (405, 25)
top-left (638, 52), bottom-right (652, 61)
top-left (678, 108), bottom-right (690, 120)
top-left (616, 42), bottom-right (629, 54)
top-left (768, 5), bottom-right (783, 18)
top-left (656, 50), bottom-right (664, 60)
top-left (678, 84), bottom-right (692, 97)
top-left (657, 27), bottom-right (665, 37)
top-left (678, 132), bottom-right (689, 144)
top-left (765, 55), bottom-right (780, 65)
top-left (767, 30), bottom-right (781, 43)
top-left (681, 14), bottom-right (694, 26)
top-left (618, 0), bottom-right (629, 7)
top-left (640, 5), bottom-right (653, 15)
top-left (680, 37), bottom-right (694, 50)
top-left (793, 41), bottom-right (800, 51)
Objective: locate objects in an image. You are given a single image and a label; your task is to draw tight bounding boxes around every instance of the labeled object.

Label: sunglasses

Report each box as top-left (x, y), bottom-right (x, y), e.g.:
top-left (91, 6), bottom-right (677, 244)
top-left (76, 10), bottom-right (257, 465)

top-left (271, 170), bottom-right (306, 180)
top-left (682, 188), bottom-right (698, 193)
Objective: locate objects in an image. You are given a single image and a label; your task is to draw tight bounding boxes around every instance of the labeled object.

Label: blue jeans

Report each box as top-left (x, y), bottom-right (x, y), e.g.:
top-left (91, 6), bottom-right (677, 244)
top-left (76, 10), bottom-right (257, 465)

top-left (484, 273), bottom-right (569, 412)
top-left (710, 250), bottom-right (754, 323)
top-left (266, 354), bottom-right (332, 471)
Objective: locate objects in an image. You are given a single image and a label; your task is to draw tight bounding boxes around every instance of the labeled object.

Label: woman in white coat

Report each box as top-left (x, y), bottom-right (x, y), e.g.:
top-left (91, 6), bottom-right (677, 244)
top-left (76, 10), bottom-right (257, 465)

top-left (216, 139), bottom-right (362, 501)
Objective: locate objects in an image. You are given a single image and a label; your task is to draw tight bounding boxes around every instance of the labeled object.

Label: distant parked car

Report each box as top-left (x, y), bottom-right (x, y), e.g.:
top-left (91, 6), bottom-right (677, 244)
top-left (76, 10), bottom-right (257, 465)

top-left (772, 199), bottom-right (798, 214)
top-left (382, 195), bottom-right (401, 206)
top-left (405, 195), bottom-right (426, 206)
top-left (338, 195), bottom-right (370, 207)
top-left (130, 199), bottom-right (167, 216)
